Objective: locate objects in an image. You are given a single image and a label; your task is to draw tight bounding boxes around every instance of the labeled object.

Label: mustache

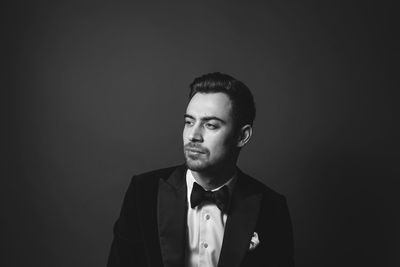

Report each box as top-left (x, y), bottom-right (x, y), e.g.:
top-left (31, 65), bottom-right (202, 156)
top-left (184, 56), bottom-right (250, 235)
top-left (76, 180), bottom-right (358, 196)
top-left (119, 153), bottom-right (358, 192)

top-left (184, 143), bottom-right (208, 153)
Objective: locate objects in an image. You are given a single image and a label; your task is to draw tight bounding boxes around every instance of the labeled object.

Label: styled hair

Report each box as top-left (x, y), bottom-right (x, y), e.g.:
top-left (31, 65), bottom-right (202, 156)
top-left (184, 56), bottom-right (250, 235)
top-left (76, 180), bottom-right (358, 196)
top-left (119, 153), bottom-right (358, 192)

top-left (189, 72), bottom-right (256, 128)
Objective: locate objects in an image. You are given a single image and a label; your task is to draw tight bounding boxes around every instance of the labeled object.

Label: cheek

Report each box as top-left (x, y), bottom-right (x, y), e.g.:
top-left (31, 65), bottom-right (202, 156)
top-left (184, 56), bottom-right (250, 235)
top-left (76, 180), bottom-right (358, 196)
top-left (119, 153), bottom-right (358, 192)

top-left (182, 129), bottom-right (186, 140)
top-left (207, 133), bottom-right (234, 155)
top-left (182, 128), bottom-right (189, 141)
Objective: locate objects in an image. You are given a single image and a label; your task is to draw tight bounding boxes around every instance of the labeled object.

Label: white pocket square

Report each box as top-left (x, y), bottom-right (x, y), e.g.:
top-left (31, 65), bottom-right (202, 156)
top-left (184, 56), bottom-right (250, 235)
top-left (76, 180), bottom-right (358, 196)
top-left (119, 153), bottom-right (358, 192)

top-left (249, 232), bottom-right (260, 251)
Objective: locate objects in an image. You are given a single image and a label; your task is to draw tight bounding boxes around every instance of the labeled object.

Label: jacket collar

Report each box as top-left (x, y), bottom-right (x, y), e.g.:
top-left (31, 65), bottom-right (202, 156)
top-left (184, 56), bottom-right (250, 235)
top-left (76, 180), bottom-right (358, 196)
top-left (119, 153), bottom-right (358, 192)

top-left (157, 164), bottom-right (187, 267)
top-left (217, 169), bottom-right (262, 267)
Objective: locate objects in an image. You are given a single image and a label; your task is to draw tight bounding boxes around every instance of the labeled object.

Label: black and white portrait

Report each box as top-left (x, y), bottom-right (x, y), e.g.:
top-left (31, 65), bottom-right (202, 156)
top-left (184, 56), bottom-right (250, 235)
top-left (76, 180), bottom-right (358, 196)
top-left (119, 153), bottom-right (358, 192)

top-left (3, 1), bottom-right (397, 267)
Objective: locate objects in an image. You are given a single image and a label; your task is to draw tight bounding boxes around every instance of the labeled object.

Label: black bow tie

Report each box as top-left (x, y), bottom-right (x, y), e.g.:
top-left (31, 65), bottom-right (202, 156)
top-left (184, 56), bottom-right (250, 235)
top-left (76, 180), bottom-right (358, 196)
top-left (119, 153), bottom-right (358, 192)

top-left (190, 182), bottom-right (230, 213)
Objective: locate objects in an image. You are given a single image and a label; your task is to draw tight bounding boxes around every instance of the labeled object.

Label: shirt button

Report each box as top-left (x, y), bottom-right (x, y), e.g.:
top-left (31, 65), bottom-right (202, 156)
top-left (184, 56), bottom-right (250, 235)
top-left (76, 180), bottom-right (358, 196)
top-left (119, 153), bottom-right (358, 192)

top-left (205, 214), bottom-right (210, 220)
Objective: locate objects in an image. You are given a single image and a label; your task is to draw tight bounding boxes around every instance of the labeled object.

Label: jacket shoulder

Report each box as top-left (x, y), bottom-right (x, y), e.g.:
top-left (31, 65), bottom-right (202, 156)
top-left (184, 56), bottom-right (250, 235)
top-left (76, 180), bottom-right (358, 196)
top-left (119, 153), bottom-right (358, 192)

top-left (239, 170), bottom-right (286, 201)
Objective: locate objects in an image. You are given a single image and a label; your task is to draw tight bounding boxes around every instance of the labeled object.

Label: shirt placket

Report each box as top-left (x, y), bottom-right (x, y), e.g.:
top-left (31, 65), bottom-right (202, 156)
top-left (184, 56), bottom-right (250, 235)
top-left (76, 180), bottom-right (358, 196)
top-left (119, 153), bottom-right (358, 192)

top-left (198, 207), bottom-right (211, 267)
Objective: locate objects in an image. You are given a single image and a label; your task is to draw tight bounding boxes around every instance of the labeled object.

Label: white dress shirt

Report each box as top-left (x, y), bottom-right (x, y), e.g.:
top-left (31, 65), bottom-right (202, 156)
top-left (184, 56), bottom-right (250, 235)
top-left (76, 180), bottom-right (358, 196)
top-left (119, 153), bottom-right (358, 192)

top-left (185, 169), bottom-right (237, 267)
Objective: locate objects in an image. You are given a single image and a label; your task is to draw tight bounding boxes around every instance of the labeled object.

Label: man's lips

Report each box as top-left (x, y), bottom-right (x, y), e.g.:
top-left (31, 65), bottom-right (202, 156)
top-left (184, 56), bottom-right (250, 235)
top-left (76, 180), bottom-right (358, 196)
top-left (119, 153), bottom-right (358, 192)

top-left (185, 148), bottom-right (206, 154)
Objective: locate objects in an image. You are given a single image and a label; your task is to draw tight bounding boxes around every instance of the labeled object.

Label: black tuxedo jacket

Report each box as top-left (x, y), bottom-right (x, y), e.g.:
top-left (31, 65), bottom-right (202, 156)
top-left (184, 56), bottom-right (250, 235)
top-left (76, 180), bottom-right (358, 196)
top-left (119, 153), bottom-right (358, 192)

top-left (107, 165), bottom-right (294, 267)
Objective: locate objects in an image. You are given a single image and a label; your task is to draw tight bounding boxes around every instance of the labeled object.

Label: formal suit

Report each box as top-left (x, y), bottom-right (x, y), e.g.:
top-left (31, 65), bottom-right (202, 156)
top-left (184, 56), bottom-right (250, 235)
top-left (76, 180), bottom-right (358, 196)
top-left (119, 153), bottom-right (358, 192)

top-left (107, 164), bottom-right (294, 267)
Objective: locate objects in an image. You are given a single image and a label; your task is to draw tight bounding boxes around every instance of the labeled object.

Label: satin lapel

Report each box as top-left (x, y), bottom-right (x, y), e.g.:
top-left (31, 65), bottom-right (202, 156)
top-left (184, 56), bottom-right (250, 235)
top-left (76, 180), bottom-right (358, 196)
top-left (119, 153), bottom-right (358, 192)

top-left (157, 165), bottom-right (188, 267)
top-left (218, 172), bottom-right (262, 267)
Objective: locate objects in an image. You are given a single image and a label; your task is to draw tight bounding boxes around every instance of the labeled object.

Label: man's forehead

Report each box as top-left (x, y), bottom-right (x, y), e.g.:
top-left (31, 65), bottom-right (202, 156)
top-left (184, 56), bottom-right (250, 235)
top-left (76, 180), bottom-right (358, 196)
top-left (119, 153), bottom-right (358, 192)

top-left (186, 92), bottom-right (233, 119)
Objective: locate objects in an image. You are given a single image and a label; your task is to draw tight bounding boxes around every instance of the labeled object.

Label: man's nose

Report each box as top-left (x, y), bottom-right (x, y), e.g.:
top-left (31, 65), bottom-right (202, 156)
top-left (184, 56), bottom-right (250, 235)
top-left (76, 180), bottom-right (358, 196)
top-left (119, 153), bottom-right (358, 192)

top-left (188, 124), bottom-right (203, 142)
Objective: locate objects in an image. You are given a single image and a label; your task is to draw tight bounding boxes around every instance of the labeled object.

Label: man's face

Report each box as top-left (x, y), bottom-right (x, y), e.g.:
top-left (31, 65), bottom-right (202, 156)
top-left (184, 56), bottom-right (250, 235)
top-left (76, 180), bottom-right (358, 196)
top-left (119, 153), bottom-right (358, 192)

top-left (183, 92), bottom-right (238, 172)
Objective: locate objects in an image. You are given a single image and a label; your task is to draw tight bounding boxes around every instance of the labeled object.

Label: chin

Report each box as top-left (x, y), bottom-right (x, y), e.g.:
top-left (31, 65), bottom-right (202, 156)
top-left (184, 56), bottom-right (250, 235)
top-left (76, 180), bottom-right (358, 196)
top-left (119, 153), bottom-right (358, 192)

top-left (185, 158), bottom-right (210, 172)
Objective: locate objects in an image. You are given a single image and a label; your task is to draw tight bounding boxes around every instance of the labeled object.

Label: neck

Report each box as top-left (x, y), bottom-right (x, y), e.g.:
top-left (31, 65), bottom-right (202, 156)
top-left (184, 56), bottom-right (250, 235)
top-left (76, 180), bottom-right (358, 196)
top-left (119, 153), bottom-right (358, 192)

top-left (191, 164), bottom-right (236, 191)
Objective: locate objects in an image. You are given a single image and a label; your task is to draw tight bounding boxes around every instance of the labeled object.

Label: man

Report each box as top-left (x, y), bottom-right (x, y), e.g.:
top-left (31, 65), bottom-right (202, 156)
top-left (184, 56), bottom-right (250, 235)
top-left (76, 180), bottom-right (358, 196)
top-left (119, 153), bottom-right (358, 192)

top-left (107, 72), bottom-right (294, 267)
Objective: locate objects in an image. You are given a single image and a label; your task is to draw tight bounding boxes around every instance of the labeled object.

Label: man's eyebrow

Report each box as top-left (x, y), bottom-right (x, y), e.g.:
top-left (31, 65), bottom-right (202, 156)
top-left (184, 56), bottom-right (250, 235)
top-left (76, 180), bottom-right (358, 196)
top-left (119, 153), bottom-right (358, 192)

top-left (184, 114), bottom-right (195, 120)
top-left (184, 114), bottom-right (226, 124)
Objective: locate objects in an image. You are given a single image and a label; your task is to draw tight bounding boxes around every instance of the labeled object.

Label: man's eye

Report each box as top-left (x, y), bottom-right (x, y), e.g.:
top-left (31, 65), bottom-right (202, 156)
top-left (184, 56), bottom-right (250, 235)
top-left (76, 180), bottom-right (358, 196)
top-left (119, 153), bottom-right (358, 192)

top-left (184, 120), bottom-right (193, 126)
top-left (205, 123), bottom-right (218, 129)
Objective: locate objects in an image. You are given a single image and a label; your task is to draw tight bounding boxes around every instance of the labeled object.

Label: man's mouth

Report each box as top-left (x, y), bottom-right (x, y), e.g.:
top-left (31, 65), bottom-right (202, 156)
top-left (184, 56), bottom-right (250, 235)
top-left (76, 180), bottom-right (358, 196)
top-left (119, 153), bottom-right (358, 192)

top-left (185, 148), bottom-right (205, 154)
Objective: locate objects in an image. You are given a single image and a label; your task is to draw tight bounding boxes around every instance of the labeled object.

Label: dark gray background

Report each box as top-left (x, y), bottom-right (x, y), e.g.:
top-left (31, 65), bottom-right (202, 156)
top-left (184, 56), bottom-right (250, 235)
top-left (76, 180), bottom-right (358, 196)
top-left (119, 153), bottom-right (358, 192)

top-left (3, 1), bottom-right (397, 267)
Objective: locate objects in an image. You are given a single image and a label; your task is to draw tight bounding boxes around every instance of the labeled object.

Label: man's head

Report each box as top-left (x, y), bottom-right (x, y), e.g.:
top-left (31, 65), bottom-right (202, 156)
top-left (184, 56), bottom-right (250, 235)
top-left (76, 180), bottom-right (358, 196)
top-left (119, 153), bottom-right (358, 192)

top-left (183, 72), bottom-right (256, 173)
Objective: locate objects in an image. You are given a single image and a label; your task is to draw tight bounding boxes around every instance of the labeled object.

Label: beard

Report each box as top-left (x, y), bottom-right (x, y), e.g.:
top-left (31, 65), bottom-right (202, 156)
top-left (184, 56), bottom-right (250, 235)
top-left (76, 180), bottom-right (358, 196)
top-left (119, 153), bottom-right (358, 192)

top-left (184, 150), bottom-right (210, 172)
top-left (183, 146), bottom-right (235, 173)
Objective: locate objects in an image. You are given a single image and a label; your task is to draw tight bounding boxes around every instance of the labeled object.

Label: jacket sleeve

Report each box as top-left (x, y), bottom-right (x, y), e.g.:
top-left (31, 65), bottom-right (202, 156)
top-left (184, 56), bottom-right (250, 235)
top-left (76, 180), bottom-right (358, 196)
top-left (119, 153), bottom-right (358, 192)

top-left (107, 176), bottom-right (146, 267)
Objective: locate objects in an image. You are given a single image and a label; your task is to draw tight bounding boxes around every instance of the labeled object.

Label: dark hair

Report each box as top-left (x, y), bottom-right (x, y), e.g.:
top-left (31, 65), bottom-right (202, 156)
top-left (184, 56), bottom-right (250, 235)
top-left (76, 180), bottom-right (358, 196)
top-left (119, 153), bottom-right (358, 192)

top-left (189, 72), bottom-right (256, 128)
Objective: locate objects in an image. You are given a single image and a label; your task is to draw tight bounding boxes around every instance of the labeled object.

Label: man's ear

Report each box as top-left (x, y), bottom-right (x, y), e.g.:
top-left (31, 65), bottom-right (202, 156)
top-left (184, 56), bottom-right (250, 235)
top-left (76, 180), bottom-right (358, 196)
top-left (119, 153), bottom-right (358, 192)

top-left (236, 124), bottom-right (253, 148)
